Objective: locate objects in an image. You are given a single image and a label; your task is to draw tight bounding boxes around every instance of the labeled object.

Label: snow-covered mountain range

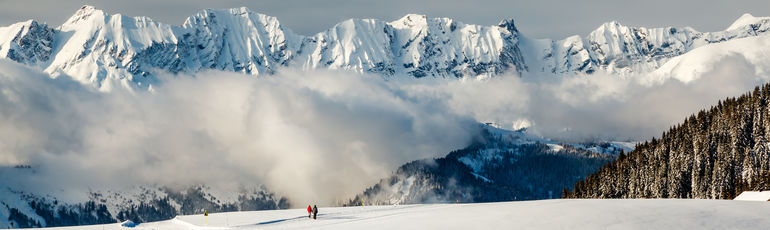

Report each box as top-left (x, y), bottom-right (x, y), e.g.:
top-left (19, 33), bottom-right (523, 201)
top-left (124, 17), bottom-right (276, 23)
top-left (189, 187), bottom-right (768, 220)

top-left (1, 5), bottom-right (768, 90)
top-left (0, 178), bottom-right (288, 228)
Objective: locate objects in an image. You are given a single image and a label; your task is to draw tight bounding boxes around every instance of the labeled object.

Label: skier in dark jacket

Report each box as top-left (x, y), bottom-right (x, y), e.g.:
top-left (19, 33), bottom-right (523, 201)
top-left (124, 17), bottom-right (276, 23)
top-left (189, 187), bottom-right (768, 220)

top-left (307, 205), bottom-right (312, 218)
top-left (312, 205), bottom-right (318, 219)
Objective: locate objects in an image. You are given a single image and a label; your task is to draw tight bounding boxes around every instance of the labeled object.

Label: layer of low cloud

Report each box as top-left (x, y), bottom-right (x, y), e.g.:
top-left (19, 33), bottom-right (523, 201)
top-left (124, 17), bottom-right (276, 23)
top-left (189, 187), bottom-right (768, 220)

top-left (0, 60), bottom-right (477, 205)
top-left (414, 54), bottom-right (768, 142)
top-left (0, 52), bottom-right (768, 205)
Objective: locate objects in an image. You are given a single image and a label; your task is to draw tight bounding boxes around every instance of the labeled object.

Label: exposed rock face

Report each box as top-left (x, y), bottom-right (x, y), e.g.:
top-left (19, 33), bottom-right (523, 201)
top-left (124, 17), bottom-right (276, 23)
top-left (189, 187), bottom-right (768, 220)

top-left (0, 20), bottom-right (55, 65)
top-left (5, 6), bottom-right (765, 91)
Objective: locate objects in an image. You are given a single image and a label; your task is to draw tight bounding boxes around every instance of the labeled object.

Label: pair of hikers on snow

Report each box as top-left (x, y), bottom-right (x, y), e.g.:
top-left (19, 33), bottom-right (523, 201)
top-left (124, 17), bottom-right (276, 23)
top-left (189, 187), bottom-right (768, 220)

top-left (307, 205), bottom-right (318, 219)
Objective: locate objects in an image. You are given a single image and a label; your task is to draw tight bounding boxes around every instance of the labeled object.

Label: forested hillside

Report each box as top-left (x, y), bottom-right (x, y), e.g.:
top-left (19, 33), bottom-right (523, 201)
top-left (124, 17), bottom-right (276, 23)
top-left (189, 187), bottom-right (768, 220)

top-left (347, 128), bottom-right (615, 205)
top-left (565, 84), bottom-right (770, 199)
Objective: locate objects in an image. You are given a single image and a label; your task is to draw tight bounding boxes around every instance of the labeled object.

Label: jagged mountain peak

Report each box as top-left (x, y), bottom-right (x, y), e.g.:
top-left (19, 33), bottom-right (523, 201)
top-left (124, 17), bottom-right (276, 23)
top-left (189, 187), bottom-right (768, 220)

top-left (62, 5), bottom-right (107, 27)
top-left (0, 20), bottom-right (45, 38)
top-left (182, 6), bottom-right (295, 43)
top-left (389, 14), bottom-right (467, 31)
top-left (0, 8), bottom-right (769, 91)
top-left (0, 19), bottom-right (54, 65)
top-left (60, 5), bottom-right (170, 32)
top-left (185, 6), bottom-right (281, 24)
top-left (182, 7), bottom-right (287, 37)
top-left (13, 19), bottom-right (38, 28)
top-left (498, 18), bottom-right (518, 33)
top-left (590, 20), bottom-right (633, 36)
top-left (391, 14), bottom-right (429, 29)
top-left (588, 20), bottom-right (700, 38)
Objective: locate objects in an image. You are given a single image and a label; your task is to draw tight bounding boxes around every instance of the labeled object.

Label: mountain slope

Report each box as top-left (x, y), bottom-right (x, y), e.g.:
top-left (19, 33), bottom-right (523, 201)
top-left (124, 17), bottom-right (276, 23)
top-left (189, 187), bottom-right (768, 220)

top-left (0, 6), bottom-right (768, 90)
top-left (0, 20), bottom-right (55, 66)
top-left (645, 33), bottom-right (770, 84)
top-left (0, 180), bottom-right (288, 228)
top-left (521, 14), bottom-right (770, 75)
top-left (565, 83), bottom-right (770, 199)
top-left (345, 126), bottom-right (620, 205)
top-left (0, 6), bottom-right (528, 90)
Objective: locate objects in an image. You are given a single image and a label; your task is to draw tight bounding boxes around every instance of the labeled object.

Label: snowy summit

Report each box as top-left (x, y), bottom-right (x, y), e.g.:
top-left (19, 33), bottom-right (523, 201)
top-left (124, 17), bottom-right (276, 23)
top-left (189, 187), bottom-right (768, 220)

top-left (0, 6), bottom-right (768, 91)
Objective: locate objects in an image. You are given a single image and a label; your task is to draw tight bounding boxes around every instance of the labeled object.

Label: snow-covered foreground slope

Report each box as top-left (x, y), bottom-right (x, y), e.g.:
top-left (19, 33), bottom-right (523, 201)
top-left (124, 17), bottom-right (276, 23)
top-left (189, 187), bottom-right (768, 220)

top-left (42, 199), bottom-right (770, 230)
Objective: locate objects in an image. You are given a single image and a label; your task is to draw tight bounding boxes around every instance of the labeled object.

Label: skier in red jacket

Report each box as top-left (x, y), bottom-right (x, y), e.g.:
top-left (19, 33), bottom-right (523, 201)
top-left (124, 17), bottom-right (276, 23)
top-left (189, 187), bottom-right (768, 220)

top-left (307, 205), bottom-right (312, 218)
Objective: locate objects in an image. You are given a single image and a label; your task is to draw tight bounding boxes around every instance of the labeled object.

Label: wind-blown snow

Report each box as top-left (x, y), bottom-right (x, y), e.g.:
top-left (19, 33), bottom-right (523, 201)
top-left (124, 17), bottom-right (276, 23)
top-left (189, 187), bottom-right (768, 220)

top-left (37, 199), bottom-right (770, 230)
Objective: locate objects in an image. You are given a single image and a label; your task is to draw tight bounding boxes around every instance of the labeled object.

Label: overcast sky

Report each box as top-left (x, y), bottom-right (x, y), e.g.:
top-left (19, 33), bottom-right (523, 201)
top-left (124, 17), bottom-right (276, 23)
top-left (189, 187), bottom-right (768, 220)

top-left (0, 0), bottom-right (769, 39)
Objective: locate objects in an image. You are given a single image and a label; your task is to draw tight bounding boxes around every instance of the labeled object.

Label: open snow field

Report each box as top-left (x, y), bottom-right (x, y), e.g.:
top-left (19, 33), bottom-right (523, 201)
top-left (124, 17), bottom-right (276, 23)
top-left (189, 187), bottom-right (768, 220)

top-left (41, 199), bottom-right (770, 230)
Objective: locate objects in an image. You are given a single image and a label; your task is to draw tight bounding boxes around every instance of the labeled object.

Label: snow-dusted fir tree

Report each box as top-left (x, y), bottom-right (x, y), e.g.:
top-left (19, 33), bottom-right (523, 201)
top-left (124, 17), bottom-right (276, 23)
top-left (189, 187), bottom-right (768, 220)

top-left (566, 84), bottom-right (770, 199)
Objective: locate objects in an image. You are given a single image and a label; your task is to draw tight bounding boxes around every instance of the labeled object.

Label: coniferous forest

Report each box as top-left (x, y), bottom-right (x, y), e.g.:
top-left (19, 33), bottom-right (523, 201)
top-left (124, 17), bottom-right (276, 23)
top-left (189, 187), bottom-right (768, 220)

top-left (565, 84), bottom-right (770, 199)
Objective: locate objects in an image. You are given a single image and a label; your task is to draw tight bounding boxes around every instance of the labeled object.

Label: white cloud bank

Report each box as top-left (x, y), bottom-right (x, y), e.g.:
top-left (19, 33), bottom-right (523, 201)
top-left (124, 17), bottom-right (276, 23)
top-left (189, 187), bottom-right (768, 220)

top-left (0, 50), bottom-right (768, 205)
top-left (0, 60), bottom-right (477, 205)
